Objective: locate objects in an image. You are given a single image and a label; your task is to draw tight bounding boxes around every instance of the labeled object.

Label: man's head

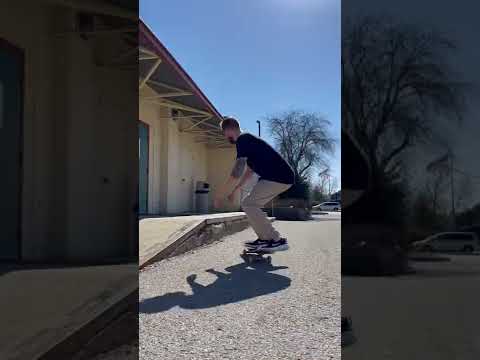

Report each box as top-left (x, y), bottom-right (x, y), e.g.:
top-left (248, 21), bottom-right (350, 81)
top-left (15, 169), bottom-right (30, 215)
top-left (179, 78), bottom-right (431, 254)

top-left (220, 116), bottom-right (241, 144)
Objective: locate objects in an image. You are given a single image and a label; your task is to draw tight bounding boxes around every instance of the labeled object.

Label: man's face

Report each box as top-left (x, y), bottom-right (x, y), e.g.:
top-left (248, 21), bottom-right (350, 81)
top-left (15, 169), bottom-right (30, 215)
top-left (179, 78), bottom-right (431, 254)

top-left (223, 128), bottom-right (237, 144)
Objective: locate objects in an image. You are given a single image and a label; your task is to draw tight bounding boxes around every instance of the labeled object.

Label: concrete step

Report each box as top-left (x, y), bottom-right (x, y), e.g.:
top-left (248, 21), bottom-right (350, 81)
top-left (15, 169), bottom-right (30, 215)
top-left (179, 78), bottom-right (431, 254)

top-left (0, 264), bottom-right (136, 360)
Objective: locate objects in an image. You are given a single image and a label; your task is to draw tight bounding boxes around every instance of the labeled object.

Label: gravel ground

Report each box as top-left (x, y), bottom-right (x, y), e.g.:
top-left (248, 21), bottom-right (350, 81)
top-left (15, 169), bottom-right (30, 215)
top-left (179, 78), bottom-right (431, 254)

top-left (139, 213), bottom-right (341, 360)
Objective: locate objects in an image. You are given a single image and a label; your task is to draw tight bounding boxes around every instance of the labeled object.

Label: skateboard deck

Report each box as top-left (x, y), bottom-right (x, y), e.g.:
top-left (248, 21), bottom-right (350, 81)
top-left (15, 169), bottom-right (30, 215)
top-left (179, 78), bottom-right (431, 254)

top-left (241, 249), bottom-right (273, 264)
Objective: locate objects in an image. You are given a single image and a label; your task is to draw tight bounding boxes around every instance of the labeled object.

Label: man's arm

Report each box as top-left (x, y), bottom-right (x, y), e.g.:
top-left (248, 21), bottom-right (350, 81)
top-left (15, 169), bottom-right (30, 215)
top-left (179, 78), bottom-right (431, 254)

top-left (214, 157), bottom-right (247, 204)
top-left (232, 166), bottom-right (254, 194)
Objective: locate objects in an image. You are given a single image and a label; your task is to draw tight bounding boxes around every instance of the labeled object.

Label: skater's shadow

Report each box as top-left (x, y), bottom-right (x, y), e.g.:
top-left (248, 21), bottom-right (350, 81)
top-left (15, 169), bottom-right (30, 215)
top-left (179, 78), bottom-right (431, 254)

top-left (140, 262), bottom-right (290, 313)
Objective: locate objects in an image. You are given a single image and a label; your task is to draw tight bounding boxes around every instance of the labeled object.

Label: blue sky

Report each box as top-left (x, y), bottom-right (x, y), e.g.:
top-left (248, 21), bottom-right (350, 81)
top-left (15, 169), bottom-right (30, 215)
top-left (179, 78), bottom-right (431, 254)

top-left (141, 0), bottom-right (340, 186)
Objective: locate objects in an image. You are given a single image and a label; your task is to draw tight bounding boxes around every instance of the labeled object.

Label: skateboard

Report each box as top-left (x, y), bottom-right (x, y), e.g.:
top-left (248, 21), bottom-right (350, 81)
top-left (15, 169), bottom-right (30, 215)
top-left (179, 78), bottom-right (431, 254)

top-left (241, 249), bottom-right (273, 264)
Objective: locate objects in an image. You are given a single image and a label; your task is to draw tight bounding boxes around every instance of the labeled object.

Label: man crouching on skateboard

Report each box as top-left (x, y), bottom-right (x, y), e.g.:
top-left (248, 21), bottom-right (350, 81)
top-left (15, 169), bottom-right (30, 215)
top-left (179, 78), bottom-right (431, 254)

top-left (213, 116), bottom-right (295, 252)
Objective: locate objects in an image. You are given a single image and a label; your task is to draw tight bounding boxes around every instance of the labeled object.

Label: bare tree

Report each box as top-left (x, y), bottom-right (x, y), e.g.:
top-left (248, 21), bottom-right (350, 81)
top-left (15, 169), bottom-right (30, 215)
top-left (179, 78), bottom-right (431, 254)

top-left (425, 171), bottom-right (447, 214)
top-left (327, 177), bottom-right (339, 196)
top-left (455, 175), bottom-right (473, 211)
top-left (342, 16), bottom-right (466, 184)
top-left (267, 110), bottom-right (335, 181)
top-left (317, 168), bottom-right (339, 197)
top-left (317, 168), bottom-right (331, 195)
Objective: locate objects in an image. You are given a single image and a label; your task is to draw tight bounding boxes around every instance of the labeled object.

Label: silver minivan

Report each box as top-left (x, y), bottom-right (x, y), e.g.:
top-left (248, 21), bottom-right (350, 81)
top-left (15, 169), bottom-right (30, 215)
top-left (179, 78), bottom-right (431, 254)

top-left (313, 201), bottom-right (341, 211)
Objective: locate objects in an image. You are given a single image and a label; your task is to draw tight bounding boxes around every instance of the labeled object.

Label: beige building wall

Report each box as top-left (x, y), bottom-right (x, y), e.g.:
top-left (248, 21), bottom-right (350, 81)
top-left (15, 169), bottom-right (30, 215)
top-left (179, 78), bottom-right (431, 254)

top-left (139, 92), bottom-right (241, 214)
top-left (1, 2), bottom-right (57, 259)
top-left (165, 118), bottom-right (208, 214)
top-left (60, 13), bottom-right (138, 262)
top-left (140, 94), bottom-right (211, 215)
top-left (139, 92), bottom-right (169, 214)
top-left (2, 1), bottom-right (137, 262)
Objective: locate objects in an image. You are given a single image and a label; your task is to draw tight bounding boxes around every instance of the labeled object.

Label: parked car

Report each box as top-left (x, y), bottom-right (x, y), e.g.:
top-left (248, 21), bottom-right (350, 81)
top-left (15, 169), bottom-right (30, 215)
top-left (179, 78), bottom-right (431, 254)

top-left (313, 201), bottom-right (341, 211)
top-left (413, 232), bottom-right (480, 253)
top-left (460, 225), bottom-right (480, 239)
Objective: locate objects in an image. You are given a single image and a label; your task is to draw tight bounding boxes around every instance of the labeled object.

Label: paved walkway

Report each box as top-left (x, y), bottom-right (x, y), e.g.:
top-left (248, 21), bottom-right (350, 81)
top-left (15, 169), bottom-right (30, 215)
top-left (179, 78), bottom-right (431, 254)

top-left (140, 213), bottom-right (341, 359)
top-left (0, 263), bottom-right (136, 360)
top-left (343, 253), bottom-right (480, 360)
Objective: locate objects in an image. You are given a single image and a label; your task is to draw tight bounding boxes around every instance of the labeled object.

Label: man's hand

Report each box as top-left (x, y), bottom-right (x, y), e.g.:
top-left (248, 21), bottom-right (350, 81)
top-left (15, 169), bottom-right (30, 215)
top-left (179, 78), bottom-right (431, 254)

top-left (227, 191), bottom-right (235, 203)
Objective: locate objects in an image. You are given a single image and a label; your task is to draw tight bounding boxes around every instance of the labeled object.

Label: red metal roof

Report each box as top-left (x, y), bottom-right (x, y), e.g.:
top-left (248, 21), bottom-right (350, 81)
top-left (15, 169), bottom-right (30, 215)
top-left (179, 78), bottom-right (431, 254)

top-left (139, 19), bottom-right (223, 121)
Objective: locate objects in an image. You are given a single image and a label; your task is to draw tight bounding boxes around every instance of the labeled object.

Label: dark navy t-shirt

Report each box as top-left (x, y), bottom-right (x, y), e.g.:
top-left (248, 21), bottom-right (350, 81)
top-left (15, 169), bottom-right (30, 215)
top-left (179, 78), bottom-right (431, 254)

top-left (236, 133), bottom-right (295, 185)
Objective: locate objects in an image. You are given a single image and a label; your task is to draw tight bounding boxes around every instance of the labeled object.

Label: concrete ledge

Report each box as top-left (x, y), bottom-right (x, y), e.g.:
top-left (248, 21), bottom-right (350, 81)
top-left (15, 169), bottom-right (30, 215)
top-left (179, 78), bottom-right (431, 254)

top-left (43, 288), bottom-right (138, 360)
top-left (167, 218), bottom-right (251, 259)
top-left (1, 264), bottom-right (137, 360)
top-left (139, 214), bottom-right (275, 269)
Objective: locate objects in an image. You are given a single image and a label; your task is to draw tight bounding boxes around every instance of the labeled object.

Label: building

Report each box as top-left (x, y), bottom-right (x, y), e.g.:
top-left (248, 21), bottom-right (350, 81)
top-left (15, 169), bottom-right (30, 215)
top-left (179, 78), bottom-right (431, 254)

top-left (139, 21), bottom-right (242, 215)
top-left (0, 0), bottom-right (138, 262)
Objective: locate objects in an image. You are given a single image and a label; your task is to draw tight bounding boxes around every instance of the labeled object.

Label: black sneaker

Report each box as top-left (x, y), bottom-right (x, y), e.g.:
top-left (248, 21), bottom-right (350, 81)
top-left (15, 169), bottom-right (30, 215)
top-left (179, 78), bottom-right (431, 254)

top-left (244, 239), bottom-right (269, 248)
top-left (257, 238), bottom-right (289, 252)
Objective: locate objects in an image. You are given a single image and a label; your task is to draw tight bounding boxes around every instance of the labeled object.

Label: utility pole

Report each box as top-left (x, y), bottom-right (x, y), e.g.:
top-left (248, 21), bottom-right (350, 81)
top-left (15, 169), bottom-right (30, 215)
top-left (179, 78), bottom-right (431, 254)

top-left (449, 149), bottom-right (456, 230)
top-left (256, 120), bottom-right (261, 137)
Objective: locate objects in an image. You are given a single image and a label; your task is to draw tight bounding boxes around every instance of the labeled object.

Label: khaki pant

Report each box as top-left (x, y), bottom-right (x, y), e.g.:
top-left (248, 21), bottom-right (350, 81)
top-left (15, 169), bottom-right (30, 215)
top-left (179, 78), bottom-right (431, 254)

top-left (241, 180), bottom-right (291, 241)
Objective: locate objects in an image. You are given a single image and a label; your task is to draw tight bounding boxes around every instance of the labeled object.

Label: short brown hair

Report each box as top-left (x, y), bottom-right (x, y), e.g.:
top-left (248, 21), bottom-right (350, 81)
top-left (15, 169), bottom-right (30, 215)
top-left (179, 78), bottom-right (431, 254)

top-left (220, 116), bottom-right (240, 132)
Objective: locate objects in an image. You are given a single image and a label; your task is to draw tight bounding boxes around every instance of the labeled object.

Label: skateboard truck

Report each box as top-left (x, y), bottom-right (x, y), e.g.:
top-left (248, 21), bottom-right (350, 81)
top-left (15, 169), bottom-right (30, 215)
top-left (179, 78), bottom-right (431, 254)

top-left (241, 249), bottom-right (272, 264)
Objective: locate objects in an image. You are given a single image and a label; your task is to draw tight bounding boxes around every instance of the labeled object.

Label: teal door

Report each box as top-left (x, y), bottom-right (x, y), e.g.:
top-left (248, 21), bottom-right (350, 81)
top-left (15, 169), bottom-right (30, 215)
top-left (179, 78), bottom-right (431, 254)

top-left (0, 40), bottom-right (23, 260)
top-left (138, 122), bottom-right (149, 215)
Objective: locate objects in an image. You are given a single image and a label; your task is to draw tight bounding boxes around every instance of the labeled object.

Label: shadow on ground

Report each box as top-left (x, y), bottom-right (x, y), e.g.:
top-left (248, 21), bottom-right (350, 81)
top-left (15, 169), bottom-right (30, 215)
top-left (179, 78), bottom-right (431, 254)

top-left (140, 261), bottom-right (291, 313)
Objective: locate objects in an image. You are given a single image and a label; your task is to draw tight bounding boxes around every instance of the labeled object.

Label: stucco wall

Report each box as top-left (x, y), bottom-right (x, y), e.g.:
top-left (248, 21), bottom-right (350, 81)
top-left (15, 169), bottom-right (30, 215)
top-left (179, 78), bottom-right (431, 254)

top-left (139, 92), bottom-right (169, 214)
top-left (60, 13), bottom-right (137, 262)
top-left (139, 97), bottom-right (209, 215)
top-left (1, 2), bottom-right (137, 261)
top-left (1, 2), bottom-right (60, 259)
top-left (166, 119), bottom-right (208, 214)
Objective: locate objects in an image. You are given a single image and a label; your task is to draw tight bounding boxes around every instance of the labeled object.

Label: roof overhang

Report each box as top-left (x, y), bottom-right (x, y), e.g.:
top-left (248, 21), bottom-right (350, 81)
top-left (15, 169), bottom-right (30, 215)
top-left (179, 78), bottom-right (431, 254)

top-left (47, 0), bottom-right (138, 20)
top-left (139, 20), bottom-right (231, 148)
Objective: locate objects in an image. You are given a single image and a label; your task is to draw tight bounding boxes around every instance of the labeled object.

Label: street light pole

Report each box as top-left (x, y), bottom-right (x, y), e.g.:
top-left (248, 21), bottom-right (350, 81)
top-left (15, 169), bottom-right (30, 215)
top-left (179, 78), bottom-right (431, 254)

top-left (449, 149), bottom-right (456, 230)
top-left (256, 120), bottom-right (261, 137)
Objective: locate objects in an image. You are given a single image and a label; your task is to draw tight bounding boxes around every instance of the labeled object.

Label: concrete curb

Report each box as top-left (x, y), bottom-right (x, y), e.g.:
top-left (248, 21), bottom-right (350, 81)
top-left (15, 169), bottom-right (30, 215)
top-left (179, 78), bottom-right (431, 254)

top-left (311, 211), bottom-right (329, 215)
top-left (38, 283), bottom-right (138, 360)
top-left (140, 215), bottom-right (275, 269)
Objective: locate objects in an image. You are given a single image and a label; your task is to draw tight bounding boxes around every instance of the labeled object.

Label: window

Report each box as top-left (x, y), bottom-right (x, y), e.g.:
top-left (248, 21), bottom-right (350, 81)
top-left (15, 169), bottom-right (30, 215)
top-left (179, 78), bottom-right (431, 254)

top-left (462, 226), bottom-right (480, 233)
top-left (450, 233), bottom-right (474, 241)
top-left (435, 234), bottom-right (453, 242)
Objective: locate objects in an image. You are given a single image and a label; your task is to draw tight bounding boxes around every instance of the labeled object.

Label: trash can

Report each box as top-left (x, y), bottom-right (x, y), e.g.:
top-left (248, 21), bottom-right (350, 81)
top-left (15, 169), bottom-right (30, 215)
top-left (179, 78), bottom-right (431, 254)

top-left (195, 181), bottom-right (210, 214)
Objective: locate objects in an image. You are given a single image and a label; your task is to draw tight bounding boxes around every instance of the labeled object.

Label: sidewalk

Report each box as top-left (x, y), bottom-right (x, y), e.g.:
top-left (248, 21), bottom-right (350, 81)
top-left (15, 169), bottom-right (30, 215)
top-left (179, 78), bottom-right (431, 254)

top-left (0, 263), bottom-right (137, 360)
top-left (139, 212), bottom-right (249, 268)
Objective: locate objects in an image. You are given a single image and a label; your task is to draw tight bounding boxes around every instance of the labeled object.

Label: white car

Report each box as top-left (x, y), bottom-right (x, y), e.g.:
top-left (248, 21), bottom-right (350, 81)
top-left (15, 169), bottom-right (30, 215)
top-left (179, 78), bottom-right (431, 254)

top-left (313, 201), bottom-right (341, 211)
top-left (414, 232), bottom-right (480, 253)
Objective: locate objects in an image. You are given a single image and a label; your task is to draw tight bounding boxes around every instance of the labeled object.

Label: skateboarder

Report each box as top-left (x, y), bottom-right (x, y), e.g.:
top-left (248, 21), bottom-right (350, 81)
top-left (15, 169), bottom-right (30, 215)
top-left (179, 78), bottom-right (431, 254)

top-left (213, 116), bottom-right (295, 252)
